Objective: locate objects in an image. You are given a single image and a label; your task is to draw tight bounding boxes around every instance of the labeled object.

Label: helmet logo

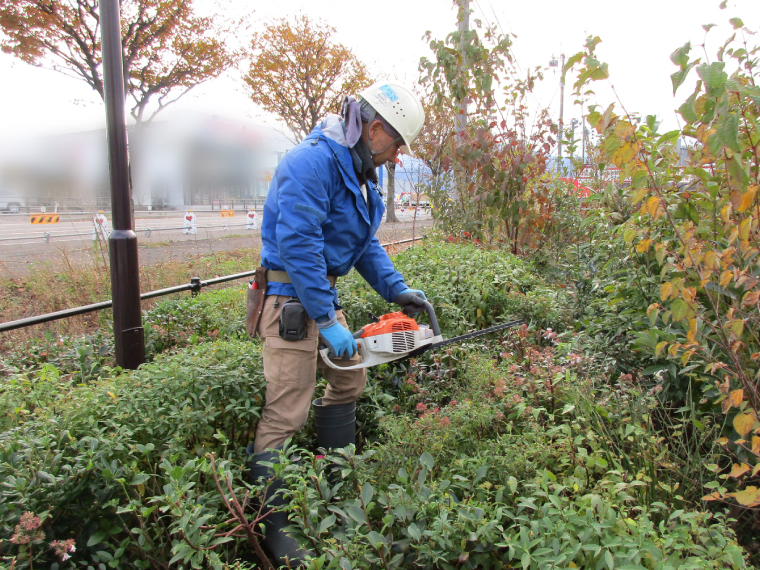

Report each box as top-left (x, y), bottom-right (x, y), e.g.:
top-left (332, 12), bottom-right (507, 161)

top-left (379, 85), bottom-right (400, 102)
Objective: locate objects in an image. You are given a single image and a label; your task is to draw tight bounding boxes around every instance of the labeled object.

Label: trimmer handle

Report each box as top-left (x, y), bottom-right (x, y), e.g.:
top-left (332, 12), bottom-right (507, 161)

top-left (421, 300), bottom-right (441, 337)
top-left (318, 331), bottom-right (363, 361)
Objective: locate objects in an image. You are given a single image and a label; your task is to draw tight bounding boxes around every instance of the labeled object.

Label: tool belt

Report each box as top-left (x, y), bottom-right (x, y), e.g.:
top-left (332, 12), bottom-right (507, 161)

top-left (246, 269), bottom-right (339, 337)
top-left (265, 270), bottom-right (338, 288)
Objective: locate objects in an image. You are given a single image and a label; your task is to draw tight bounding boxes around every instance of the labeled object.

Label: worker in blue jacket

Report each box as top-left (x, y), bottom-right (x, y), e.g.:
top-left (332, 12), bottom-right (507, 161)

top-left (248, 83), bottom-right (428, 567)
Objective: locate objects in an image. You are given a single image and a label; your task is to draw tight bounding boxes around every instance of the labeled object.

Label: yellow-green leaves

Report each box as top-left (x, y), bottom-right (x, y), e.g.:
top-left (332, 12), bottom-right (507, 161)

top-left (710, 113), bottom-right (741, 154)
top-left (646, 196), bottom-right (661, 218)
top-left (636, 239), bottom-right (652, 253)
top-left (647, 303), bottom-right (661, 326)
top-left (727, 486), bottom-right (760, 507)
top-left (669, 42), bottom-right (697, 94)
top-left (738, 217), bottom-right (752, 241)
top-left (737, 186), bottom-right (758, 213)
top-left (670, 42), bottom-right (692, 68)
top-left (733, 413), bottom-right (756, 437)
top-left (697, 62), bottom-right (728, 98)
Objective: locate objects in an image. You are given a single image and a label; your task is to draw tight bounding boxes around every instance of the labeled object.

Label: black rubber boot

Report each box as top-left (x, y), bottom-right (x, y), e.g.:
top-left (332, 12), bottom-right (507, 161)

top-left (311, 398), bottom-right (356, 450)
top-left (247, 444), bottom-right (313, 568)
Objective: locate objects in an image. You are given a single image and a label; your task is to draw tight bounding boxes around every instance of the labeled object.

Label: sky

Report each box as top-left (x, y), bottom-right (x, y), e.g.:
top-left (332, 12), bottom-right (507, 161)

top-left (0, 0), bottom-right (758, 144)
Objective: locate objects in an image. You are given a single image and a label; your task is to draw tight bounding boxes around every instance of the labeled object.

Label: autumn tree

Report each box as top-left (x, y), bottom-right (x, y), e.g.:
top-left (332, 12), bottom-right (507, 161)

top-left (244, 14), bottom-right (372, 143)
top-left (0, 0), bottom-right (238, 124)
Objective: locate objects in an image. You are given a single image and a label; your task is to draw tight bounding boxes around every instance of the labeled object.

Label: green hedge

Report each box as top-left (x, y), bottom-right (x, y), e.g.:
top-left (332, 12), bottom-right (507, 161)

top-left (339, 242), bottom-right (570, 336)
top-left (0, 340), bottom-right (264, 569)
top-left (0, 243), bottom-right (750, 569)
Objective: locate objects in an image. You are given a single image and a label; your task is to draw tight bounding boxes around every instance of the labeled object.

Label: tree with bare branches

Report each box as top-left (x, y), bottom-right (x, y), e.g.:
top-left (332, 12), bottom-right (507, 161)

top-left (414, 90), bottom-right (457, 186)
top-left (244, 14), bottom-right (372, 143)
top-left (385, 92), bottom-right (456, 223)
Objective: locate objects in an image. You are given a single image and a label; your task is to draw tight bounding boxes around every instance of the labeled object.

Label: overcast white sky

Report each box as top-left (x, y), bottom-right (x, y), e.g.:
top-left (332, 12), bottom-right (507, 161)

top-left (0, 0), bottom-right (758, 142)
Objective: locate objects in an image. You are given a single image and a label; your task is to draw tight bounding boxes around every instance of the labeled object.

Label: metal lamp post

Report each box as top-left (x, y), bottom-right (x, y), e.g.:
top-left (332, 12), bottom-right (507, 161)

top-left (99, 0), bottom-right (145, 369)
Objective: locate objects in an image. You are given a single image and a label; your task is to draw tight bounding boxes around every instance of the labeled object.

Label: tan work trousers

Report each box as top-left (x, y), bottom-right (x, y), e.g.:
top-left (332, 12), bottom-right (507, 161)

top-left (253, 294), bottom-right (366, 453)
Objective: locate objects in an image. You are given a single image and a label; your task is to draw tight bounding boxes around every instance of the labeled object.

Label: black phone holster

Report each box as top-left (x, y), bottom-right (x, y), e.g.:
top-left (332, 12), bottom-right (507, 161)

top-left (279, 299), bottom-right (308, 341)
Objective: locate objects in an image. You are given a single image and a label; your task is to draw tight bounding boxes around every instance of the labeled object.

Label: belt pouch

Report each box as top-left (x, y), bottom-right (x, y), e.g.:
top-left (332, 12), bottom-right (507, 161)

top-left (246, 267), bottom-right (268, 337)
top-left (279, 299), bottom-right (308, 341)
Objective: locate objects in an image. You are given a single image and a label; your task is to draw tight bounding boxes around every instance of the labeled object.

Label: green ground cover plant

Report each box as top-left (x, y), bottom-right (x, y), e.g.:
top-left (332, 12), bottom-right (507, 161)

top-left (0, 241), bottom-right (752, 568)
top-left (266, 336), bottom-right (747, 570)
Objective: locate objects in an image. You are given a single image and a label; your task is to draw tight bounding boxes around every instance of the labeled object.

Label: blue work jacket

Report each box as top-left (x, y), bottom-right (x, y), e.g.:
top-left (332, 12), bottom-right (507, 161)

top-left (260, 115), bottom-right (407, 324)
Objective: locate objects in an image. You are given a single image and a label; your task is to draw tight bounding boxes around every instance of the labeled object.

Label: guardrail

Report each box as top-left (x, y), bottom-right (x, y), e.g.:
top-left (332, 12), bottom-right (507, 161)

top-left (0, 213), bottom-right (432, 245)
top-left (0, 235), bottom-right (427, 332)
top-left (0, 222), bottom-right (259, 244)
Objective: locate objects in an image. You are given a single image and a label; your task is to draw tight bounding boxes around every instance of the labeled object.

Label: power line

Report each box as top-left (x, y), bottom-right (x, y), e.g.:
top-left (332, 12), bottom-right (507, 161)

top-left (476, 0), bottom-right (544, 110)
top-left (471, 0), bottom-right (562, 140)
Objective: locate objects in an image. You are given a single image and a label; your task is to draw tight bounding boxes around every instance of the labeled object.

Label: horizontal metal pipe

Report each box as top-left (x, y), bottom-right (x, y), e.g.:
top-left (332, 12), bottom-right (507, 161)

top-left (138, 283), bottom-right (193, 300)
top-left (0, 235), bottom-right (427, 332)
top-left (0, 300), bottom-right (115, 331)
top-left (200, 270), bottom-right (257, 287)
top-left (380, 235), bottom-right (426, 247)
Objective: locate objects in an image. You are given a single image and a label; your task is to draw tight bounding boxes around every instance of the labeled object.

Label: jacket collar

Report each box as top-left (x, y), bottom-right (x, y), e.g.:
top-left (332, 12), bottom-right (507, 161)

top-left (307, 117), bottom-right (377, 224)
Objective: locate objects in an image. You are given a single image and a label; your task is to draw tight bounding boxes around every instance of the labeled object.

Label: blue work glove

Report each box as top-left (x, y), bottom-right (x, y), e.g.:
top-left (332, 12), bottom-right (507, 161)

top-left (395, 288), bottom-right (427, 316)
top-left (319, 322), bottom-right (358, 360)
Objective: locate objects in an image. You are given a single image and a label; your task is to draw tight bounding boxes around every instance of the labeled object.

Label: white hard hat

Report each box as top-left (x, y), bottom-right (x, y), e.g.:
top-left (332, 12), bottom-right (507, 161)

top-left (359, 83), bottom-right (425, 155)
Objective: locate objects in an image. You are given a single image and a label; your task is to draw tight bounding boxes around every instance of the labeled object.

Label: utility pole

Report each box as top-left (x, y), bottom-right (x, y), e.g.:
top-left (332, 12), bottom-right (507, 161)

top-left (581, 101), bottom-right (586, 166)
top-left (99, 0), bottom-right (145, 369)
top-left (456, 0), bottom-right (469, 138)
top-left (570, 118), bottom-right (578, 159)
top-left (558, 53), bottom-right (566, 170)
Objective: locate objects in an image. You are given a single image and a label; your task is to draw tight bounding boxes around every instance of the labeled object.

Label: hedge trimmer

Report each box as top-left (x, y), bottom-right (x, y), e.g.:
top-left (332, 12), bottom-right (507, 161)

top-left (319, 300), bottom-right (523, 370)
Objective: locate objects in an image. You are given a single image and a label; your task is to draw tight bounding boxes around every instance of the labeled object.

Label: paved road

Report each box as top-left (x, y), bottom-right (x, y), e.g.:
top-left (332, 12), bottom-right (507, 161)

top-left (0, 210), bottom-right (433, 279)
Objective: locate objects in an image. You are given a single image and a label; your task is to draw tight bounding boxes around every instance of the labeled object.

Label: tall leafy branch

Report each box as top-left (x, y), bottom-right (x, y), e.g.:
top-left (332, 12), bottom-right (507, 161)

top-left (418, 0), bottom-right (555, 253)
top-left (566, 18), bottom-right (760, 509)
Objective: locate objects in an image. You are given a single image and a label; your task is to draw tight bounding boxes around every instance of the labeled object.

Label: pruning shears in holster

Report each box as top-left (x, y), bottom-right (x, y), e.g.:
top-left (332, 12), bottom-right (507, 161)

top-left (246, 267), bottom-right (268, 337)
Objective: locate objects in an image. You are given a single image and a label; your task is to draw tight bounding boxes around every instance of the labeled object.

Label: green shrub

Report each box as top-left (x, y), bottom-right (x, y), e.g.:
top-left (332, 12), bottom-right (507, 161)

top-left (0, 328), bottom-right (116, 384)
top-left (0, 242), bottom-right (752, 568)
top-left (280, 345), bottom-right (748, 569)
top-left (286, 446), bottom-right (745, 570)
top-left (0, 286), bottom-right (248, 382)
top-left (0, 339), bottom-right (264, 569)
top-left (340, 242), bottom-right (571, 335)
top-left (143, 287), bottom-right (247, 357)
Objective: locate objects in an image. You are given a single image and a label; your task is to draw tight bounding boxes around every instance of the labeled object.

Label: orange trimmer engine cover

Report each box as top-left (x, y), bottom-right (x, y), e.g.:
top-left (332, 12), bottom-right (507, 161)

top-left (359, 312), bottom-right (420, 337)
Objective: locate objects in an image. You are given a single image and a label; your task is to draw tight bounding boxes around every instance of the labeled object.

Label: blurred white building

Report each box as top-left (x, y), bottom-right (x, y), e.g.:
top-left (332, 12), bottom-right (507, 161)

top-left (0, 111), bottom-right (292, 211)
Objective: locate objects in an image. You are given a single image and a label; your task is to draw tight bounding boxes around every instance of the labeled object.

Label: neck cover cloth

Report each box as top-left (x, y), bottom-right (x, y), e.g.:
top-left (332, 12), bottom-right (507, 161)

top-left (341, 96), bottom-right (363, 148)
top-left (342, 96), bottom-right (378, 186)
top-left (351, 137), bottom-right (378, 187)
